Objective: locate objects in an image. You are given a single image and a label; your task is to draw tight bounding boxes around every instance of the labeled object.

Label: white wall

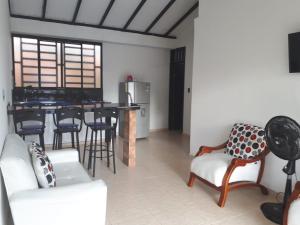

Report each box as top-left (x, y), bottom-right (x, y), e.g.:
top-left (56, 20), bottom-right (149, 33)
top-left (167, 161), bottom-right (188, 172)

top-left (103, 43), bottom-right (170, 130)
top-left (174, 10), bottom-right (198, 135)
top-left (0, 0), bottom-right (12, 224)
top-left (191, 0), bottom-right (300, 192)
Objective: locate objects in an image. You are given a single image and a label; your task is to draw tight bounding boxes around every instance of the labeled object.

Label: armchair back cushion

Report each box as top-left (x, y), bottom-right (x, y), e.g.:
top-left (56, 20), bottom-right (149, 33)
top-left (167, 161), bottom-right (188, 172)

top-left (226, 123), bottom-right (266, 159)
top-left (0, 134), bottom-right (38, 198)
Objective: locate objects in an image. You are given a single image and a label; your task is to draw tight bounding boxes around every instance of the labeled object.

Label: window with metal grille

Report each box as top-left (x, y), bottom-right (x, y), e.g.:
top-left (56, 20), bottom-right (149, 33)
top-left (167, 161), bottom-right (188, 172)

top-left (12, 35), bottom-right (102, 89)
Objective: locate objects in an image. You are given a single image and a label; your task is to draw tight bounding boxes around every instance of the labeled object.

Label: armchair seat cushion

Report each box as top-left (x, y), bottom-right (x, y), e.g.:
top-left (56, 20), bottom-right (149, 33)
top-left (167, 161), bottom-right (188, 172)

top-left (191, 152), bottom-right (260, 187)
top-left (53, 162), bottom-right (91, 187)
top-left (288, 199), bottom-right (300, 225)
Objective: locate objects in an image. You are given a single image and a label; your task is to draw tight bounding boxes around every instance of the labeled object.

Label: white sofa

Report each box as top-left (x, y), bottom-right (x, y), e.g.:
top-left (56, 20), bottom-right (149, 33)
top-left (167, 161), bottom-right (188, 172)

top-left (0, 134), bottom-right (107, 225)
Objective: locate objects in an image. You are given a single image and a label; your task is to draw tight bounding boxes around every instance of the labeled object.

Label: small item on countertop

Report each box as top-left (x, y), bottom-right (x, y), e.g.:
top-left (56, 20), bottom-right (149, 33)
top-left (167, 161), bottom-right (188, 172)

top-left (126, 74), bottom-right (133, 82)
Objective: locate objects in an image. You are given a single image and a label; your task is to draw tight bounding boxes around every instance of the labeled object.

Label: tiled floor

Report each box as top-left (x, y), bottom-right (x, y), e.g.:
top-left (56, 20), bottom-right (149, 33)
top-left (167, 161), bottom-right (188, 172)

top-left (81, 131), bottom-right (275, 225)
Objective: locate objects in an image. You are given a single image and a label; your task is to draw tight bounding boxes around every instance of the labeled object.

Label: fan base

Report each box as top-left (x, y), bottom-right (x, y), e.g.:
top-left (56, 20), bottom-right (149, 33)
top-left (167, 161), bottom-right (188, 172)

top-left (261, 202), bottom-right (283, 224)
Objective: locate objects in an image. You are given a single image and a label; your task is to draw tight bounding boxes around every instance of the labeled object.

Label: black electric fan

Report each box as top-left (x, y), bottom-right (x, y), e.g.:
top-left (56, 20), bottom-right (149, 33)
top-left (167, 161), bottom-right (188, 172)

top-left (261, 116), bottom-right (300, 224)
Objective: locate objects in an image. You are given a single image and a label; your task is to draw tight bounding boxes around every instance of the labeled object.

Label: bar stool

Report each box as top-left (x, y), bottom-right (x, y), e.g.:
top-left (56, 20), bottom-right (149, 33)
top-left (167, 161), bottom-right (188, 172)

top-left (52, 107), bottom-right (83, 161)
top-left (13, 108), bottom-right (46, 149)
top-left (83, 108), bottom-right (119, 176)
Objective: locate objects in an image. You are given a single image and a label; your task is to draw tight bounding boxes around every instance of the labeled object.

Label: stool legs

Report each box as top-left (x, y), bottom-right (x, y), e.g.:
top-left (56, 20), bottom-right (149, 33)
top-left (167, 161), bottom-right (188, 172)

top-left (71, 132), bottom-right (75, 148)
top-left (39, 133), bottom-right (45, 150)
top-left (112, 130), bottom-right (116, 174)
top-left (100, 131), bottom-right (103, 160)
top-left (88, 130), bottom-right (94, 170)
top-left (52, 132), bottom-right (56, 150)
top-left (83, 126), bottom-right (89, 165)
top-left (93, 130), bottom-right (98, 177)
top-left (106, 141), bottom-right (110, 168)
top-left (58, 133), bottom-right (63, 149)
top-left (85, 128), bottom-right (117, 176)
top-left (76, 131), bottom-right (81, 162)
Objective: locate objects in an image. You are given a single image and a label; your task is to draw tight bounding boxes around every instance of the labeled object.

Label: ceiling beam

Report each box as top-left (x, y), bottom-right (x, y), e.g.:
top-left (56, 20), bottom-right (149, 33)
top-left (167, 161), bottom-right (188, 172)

top-left (145, 0), bottom-right (176, 33)
top-left (11, 14), bottom-right (176, 39)
top-left (72, 0), bottom-right (82, 23)
top-left (123, 0), bottom-right (147, 29)
top-left (164, 1), bottom-right (198, 36)
top-left (42, 0), bottom-right (47, 19)
top-left (99, 0), bottom-right (115, 26)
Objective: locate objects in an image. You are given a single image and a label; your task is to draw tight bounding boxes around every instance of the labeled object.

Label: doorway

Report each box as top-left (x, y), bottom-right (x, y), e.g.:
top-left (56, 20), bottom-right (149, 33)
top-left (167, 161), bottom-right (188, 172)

top-left (168, 47), bottom-right (185, 131)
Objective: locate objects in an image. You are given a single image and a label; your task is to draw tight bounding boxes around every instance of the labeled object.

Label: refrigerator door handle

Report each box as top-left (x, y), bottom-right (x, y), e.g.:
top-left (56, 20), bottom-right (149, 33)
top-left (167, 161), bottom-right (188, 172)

top-left (141, 108), bottom-right (146, 117)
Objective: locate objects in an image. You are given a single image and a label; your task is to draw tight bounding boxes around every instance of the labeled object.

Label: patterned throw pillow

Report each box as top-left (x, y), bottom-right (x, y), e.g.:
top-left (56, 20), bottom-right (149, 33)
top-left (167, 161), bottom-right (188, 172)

top-left (31, 144), bottom-right (56, 188)
top-left (226, 123), bottom-right (266, 159)
top-left (29, 141), bottom-right (44, 154)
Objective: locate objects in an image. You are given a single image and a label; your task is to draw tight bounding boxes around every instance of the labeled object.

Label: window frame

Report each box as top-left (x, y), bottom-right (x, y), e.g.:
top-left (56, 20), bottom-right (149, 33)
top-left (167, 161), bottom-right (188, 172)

top-left (11, 33), bottom-right (103, 96)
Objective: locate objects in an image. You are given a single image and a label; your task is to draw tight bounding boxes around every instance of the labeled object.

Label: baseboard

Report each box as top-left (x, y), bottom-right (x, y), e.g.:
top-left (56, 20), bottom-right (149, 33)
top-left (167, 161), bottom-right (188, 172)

top-left (150, 128), bottom-right (168, 133)
top-left (182, 132), bottom-right (190, 137)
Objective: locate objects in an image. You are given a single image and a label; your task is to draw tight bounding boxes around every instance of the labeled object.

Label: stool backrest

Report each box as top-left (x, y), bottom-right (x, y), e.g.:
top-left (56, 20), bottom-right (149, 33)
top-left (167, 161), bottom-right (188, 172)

top-left (93, 108), bottom-right (119, 127)
top-left (54, 107), bottom-right (83, 130)
top-left (13, 109), bottom-right (45, 133)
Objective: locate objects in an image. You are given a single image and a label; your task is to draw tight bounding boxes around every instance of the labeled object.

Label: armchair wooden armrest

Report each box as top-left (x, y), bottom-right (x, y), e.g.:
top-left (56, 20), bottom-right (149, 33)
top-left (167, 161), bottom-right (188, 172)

top-left (195, 141), bottom-right (228, 157)
top-left (283, 181), bottom-right (300, 225)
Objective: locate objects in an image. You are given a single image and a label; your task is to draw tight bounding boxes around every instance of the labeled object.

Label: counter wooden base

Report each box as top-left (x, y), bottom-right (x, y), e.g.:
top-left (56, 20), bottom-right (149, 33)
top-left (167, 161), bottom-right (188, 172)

top-left (123, 110), bottom-right (136, 167)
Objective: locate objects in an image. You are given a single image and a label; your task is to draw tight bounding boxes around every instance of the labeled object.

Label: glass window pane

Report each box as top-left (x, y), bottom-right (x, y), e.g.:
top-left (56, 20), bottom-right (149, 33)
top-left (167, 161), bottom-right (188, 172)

top-left (40, 41), bottom-right (56, 46)
top-left (23, 59), bottom-right (38, 67)
top-left (65, 62), bottom-right (81, 69)
top-left (13, 36), bottom-right (102, 91)
top-left (41, 68), bottom-right (56, 75)
top-left (66, 55), bottom-right (81, 61)
top-left (22, 51), bottom-right (38, 59)
top-left (83, 63), bottom-right (94, 70)
top-left (13, 37), bottom-right (21, 62)
top-left (21, 38), bottom-right (37, 44)
top-left (95, 46), bottom-right (101, 67)
top-left (40, 53), bottom-right (56, 60)
top-left (96, 68), bottom-right (101, 88)
top-left (40, 45), bottom-right (56, 52)
top-left (23, 67), bottom-right (38, 74)
top-left (22, 44), bottom-right (37, 51)
top-left (14, 63), bottom-right (21, 87)
top-left (41, 60), bottom-right (56, 67)
top-left (83, 56), bottom-right (94, 63)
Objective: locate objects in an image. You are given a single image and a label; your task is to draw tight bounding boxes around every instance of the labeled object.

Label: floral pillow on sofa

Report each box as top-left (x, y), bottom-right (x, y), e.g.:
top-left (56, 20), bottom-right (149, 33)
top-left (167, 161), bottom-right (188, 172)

top-left (226, 123), bottom-right (266, 159)
top-left (31, 142), bottom-right (56, 188)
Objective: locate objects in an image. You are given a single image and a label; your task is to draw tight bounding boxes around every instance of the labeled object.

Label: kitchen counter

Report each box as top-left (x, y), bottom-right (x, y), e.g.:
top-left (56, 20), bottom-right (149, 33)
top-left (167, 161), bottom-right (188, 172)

top-left (9, 102), bottom-right (140, 113)
top-left (8, 101), bottom-right (140, 167)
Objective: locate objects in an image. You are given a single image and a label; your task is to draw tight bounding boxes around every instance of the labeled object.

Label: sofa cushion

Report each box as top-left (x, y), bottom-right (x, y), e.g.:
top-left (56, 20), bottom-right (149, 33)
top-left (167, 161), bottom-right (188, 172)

top-left (226, 123), bottom-right (266, 159)
top-left (0, 134), bottom-right (38, 197)
top-left (191, 152), bottom-right (260, 187)
top-left (32, 147), bottom-right (56, 188)
top-left (53, 162), bottom-right (91, 187)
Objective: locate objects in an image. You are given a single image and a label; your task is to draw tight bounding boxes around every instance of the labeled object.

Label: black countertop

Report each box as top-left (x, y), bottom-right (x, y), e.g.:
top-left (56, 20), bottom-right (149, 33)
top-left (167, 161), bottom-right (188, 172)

top-left (8, 101), bottom-right (140, 114)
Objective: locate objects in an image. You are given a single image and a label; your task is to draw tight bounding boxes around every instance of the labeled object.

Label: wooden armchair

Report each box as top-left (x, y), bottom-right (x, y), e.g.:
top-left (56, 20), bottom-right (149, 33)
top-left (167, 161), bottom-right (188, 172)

top-left (187, 123), bottom-right (270, 207)
top-left (283, 182), bottom-right (300, 225)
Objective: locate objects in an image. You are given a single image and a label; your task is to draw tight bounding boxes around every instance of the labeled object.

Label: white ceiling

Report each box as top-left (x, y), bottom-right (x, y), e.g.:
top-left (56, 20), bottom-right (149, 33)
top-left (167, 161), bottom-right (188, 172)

top-left (10, 0), bottom-right (198, 37)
